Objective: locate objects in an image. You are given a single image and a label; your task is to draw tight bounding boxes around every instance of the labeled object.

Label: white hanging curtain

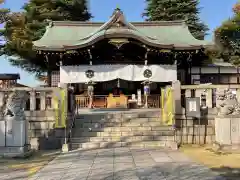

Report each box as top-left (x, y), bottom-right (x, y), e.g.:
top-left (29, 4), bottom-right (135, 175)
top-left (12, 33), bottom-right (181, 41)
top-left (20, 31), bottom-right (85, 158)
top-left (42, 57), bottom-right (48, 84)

top-left (60, 64), bottom-right (177, 83)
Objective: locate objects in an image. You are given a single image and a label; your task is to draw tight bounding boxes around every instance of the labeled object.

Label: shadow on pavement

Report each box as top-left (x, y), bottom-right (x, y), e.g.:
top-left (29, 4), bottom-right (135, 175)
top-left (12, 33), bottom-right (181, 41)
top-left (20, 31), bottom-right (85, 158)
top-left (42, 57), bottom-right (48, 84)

top-left (211, 166), bottom-right (240, 180)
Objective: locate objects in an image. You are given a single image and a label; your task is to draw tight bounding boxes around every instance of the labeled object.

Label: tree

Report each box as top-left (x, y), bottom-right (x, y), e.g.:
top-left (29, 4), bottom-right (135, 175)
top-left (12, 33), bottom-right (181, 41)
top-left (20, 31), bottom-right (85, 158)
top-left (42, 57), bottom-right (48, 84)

top-left (1, 0), bottom-right (91, 80)
top-left (0, 0), bottom-right (10, 23)
top-left (143, 0), bottom-right (208, 40)
top-left (215, 2), bottom-right (240, 65)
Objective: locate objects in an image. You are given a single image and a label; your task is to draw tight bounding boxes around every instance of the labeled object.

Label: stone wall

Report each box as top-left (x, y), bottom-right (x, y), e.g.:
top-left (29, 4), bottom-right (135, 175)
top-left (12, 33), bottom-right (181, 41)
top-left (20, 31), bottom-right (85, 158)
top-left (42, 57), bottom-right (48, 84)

top-left (26, 109), bottom-right (217, 149)
top-left (175, 108), bottom-right (216, 144)
top-left (175, 115), bottom-right (215, 144)
top-left (26, 110), bottom-right (73, 150)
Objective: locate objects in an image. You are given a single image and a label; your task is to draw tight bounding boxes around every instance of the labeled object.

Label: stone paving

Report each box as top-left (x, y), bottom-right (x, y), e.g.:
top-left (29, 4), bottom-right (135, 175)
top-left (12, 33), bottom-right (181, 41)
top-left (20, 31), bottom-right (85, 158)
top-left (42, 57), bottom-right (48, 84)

top-left (27, 148), bottom-right (224, 180)
top-left (0, 148), bottom-right (225, 180)
top-left (0, 165), bottom-right (29, 180)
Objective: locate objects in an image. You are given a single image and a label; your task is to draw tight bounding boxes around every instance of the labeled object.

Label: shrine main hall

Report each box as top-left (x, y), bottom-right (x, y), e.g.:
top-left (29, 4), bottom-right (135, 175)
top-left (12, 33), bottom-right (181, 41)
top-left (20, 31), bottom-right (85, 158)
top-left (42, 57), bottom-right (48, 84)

top-left (33, 8), bottom-right (212, 108)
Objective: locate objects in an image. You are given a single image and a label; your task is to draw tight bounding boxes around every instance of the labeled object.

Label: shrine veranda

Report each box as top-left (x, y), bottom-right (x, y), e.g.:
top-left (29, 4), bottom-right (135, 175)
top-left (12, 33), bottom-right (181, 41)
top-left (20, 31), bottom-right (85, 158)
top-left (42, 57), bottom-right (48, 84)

top-left (33, 8), bottom-right (213, 109)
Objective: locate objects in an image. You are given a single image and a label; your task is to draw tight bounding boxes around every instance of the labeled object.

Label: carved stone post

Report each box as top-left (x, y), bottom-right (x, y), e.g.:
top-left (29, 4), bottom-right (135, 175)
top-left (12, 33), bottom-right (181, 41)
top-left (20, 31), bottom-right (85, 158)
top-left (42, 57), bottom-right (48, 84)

top-left (0, 91), bottom-right (5, 107)
top-left (172, 80), bottom-right (181, 114)
top-left (40, 91), bottom-right (46, 110)
top-left (185, 89), bottom-right (191, 97)
top-left (236, 88), bottom-right (240, 102)
top-left (195, 89), bottom-right (202, 100)
top-left (216, 88), bottom-right (225, 108)
top-left (30, 90), bottom-right (36, 111)
top-left (206, 89), bottom-right (212, 108)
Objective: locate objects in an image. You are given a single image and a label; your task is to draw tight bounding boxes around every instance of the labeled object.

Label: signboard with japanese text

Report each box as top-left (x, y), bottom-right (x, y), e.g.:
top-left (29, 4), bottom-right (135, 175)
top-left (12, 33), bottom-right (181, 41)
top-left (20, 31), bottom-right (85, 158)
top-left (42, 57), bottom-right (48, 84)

top-left (185, 97), bottom-right (200, 118)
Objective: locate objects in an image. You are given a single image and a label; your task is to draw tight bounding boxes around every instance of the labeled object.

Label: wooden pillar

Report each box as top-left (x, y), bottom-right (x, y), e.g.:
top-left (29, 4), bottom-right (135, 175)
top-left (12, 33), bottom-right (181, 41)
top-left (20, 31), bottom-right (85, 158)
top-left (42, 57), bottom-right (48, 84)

top-left (45, 55), bottom-right (51, 87)
top-left (47, 70), bottom-right (51, 87)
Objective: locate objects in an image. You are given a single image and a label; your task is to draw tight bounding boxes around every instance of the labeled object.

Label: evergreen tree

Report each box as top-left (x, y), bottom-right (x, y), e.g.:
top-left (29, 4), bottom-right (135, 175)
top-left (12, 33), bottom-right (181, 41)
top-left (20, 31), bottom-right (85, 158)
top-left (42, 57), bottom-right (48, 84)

top-left (215, 2), bottom-right (240, 65)
top-left (0, 0), bottom-right (10, 50)
top-left (1, 0), bottom-right (91, 78)
top-left (143, 0), bottom-right (208, 40)
top-left (0, 0), bottom-right (10, 23)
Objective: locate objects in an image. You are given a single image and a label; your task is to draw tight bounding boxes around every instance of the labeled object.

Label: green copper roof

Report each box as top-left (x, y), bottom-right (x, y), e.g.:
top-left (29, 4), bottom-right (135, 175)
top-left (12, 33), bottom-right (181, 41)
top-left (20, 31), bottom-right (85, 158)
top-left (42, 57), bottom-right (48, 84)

top-left (33, 9), bottom-right (213, 51)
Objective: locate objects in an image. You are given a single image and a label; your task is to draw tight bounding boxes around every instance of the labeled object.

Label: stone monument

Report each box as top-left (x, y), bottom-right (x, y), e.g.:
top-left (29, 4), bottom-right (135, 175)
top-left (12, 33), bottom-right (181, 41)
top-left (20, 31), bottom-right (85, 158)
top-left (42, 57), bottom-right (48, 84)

top-left (0, 90), bottom-right (30, 157)
top-left (215, 89), bottom-right (240, 150)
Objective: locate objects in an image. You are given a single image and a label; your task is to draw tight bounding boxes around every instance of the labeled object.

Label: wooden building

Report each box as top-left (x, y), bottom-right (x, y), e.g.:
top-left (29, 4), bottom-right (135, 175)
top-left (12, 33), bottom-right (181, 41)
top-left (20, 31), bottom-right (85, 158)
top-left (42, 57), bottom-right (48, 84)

top-left (33, 8), bottom-right (213, 108)
top-left (0, 73), bottom-right (20, 88)
top-left (190, 61), bottom-right (240, 85)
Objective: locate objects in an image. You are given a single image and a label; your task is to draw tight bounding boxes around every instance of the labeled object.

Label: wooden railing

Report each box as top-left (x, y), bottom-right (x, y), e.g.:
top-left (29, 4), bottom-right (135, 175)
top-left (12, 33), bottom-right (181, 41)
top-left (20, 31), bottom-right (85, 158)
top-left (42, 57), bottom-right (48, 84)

top-left (75, 94), bottom-right (161, 109)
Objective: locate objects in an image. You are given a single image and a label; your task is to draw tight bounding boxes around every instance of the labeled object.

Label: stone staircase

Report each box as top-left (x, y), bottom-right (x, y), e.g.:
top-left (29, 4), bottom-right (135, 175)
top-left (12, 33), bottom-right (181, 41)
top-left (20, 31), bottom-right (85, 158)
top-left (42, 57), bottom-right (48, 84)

top-left (70, 110), bottom-right (178, 150)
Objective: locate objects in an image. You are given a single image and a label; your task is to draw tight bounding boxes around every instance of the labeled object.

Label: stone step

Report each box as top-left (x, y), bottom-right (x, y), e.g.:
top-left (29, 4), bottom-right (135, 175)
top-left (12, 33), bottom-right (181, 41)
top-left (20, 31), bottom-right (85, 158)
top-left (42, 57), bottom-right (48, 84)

top-left (70, 140), bottom-right (177, 150)
top-left (75, 122), bottom-right (170, 128)
top-left (75, 111), bottom-right (160, 122)
top-left (73, 126), bottom-right (174, 132)
top-left (70, 135), bottom-right (175, 143)
top-left (75, 117), bottom-right (161, 124)
top-left (72, 130), bottom-right (175, 137)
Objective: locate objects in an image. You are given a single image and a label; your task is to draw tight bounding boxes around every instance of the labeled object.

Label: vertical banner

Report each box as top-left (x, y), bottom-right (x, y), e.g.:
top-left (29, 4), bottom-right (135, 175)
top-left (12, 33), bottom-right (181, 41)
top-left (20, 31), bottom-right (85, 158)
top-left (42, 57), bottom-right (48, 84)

top-left (54, 88), bottom-right (67, 128)
top-left (161, 87), bottom-right (174, 125)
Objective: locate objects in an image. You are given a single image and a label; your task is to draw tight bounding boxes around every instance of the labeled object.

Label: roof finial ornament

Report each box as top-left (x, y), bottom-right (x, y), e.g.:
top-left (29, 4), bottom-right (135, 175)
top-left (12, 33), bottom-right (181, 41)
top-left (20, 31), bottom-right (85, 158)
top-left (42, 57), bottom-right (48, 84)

top-left (112, 5), bottom-right (123, 17)
top-left (116, 4), bottom-right (120, 11)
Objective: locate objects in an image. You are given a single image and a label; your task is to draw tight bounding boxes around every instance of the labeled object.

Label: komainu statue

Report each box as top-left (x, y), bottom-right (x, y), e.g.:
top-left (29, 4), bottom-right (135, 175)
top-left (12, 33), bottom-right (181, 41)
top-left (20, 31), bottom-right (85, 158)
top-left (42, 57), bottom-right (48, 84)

top-left (4, 90), bottom-right (28, 121)
top-left (217, 89), bottom-right (240, 115)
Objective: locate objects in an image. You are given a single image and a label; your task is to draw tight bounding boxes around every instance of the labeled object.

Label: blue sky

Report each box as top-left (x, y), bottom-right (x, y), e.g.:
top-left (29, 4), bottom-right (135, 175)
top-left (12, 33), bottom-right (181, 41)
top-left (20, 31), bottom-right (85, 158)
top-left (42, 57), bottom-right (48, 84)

top-left (0, 0), bottom-right (237, 86)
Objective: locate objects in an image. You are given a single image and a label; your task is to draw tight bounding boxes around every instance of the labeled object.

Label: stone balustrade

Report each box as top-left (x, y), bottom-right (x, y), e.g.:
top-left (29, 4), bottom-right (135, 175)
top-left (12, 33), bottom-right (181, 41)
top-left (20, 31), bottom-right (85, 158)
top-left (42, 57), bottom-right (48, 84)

top-left (0, 87), bottom-right (74, 150)
top-left (177, 84), bottom-right (240, 145)
top-left (181, 84), bottom-right (240, 108)
top-left (1, 84), bottom-right (238, 149)
top-left (0, 87), bottom-right (59, 111)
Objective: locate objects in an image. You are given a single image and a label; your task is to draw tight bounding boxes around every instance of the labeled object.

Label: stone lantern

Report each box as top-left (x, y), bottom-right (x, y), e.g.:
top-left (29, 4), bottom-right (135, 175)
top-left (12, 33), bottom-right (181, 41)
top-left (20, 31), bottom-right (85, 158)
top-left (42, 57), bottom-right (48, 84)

top-left (85, 69), bottom-right (95, 108)
top-left (85, 80), bottom-right (96, 108)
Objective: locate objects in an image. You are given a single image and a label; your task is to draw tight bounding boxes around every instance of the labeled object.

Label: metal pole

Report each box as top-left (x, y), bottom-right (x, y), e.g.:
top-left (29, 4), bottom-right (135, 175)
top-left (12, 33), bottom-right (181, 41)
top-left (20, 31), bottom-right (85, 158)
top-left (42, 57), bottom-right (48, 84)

top-left (145, 94), bottom-right (148, 108)
top-left (64, 124), bottom-right (67, 144)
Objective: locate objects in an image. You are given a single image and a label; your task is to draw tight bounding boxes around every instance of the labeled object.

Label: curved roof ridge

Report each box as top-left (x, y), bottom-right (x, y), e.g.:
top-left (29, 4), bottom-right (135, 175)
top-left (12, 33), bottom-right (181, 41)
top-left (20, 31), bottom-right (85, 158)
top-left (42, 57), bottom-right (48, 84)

top-left (51, 20), bottom-right (186, 26)
top-left (78, 8), bottom-right (154, 41)
top-left (33, 9), bottom-right (214, 51)
top-left (79, 9), bottom-right (123, 40)
top-left (180, 22), bottom-right (213, 46)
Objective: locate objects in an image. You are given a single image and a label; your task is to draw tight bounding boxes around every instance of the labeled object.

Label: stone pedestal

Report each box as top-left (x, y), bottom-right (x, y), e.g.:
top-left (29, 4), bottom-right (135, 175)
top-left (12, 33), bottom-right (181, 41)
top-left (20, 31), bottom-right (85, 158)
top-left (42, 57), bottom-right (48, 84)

top-left (62, 143), bottom-right (69, 153)
top-left (0, 90), bottom-right (31, 157)
top-left (215, 115), bottom-right (240, 150)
